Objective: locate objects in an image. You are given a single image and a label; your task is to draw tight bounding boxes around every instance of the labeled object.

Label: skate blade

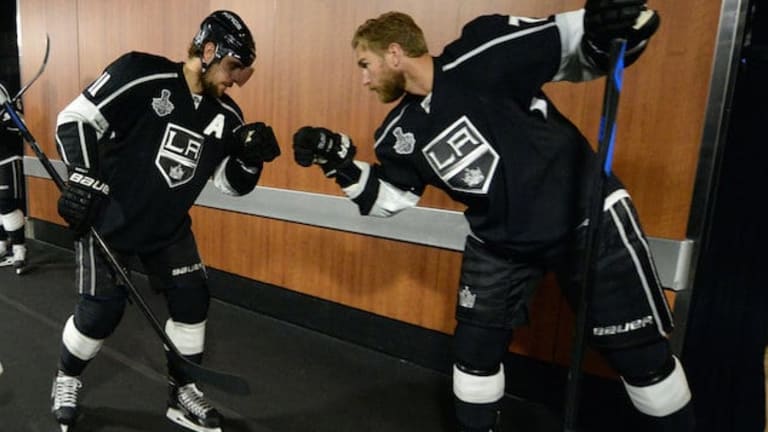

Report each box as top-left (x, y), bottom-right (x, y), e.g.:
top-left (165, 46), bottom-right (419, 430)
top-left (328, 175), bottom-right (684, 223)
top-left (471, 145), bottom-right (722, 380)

top-left (0, 256), bottom-right (14, 267)
top-left (166, 407), bottom-right (222, 432)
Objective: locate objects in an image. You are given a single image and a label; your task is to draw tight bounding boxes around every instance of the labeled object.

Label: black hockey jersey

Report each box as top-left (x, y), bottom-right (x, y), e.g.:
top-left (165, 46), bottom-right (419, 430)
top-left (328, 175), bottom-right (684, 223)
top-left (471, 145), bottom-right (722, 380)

top-left (347, 11), bottom-right (604, 255)
top-left (56, 52), bottom-right (249, 252)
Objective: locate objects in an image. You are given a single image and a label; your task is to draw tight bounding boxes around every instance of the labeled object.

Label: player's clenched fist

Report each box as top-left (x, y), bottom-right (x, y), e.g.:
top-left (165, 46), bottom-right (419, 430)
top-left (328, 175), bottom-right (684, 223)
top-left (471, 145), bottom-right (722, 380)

top-left (292, 126), bottom-right (356, 177)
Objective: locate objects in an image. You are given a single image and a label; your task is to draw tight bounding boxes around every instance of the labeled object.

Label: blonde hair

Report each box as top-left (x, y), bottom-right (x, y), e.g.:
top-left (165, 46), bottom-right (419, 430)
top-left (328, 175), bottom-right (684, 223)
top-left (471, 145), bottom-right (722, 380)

top-left (351, 11), bottom-right (428, 56)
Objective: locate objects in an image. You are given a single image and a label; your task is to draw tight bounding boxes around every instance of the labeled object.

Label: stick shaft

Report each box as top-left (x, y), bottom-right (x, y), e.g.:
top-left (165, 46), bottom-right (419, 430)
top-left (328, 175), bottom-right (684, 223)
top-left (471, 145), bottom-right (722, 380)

top-left (563, 39), bottom-right (627, 431)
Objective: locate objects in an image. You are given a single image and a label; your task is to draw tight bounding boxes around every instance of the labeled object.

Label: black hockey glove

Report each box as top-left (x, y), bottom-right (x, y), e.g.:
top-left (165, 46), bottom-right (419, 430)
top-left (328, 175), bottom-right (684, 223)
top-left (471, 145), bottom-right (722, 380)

top-left (234, 122), bottom-right (281, 169)
top-left (57, 167), bottom-right (110, 235)
top-left (292, 126), bottom-right (357, 177)
top-left (583, 0), bottom-right (660, 70)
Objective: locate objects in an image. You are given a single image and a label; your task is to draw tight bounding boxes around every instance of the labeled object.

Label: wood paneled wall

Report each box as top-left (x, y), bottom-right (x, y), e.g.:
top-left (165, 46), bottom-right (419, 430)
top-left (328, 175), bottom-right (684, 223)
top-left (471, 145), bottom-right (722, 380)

top-left (17, 0), bottom-right (722, 374)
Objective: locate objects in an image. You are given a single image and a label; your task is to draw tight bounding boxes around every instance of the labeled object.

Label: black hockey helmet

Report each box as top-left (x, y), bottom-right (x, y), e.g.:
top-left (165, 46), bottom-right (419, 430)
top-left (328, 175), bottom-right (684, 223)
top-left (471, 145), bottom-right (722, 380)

top-left (193, 10), bottom-right (256, 68)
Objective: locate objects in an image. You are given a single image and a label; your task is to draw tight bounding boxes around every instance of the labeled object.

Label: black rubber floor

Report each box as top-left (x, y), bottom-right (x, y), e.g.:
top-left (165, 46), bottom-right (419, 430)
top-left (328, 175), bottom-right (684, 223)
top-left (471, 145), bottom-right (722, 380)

top-left (0, 240), bottom-right (565, 432)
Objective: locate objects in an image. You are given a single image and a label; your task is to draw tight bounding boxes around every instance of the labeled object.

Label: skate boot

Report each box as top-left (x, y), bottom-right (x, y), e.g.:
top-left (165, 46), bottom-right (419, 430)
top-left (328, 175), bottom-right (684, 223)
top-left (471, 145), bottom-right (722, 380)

top-left (12, 244), bottom-right (26, 274)
top-left (51, 371), bottom-right (82, 430)
top-left (166, 379), bottom-right (223, 432)
top-left (0, 240), bottom-right (10, 267)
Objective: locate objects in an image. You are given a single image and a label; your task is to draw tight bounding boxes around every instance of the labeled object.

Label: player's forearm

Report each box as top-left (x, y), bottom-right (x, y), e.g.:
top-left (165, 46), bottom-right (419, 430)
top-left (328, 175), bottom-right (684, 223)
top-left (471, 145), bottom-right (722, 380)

top-left (55, 95), bottom-right (107, 171)
top-left (212, 156), bottom-right (261, 196)
top-left (341, 161), bottom-right (420, 217)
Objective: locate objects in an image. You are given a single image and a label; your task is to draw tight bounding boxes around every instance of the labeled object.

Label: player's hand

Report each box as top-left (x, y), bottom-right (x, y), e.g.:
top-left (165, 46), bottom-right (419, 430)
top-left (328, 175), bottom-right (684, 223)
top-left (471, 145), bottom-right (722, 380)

top-left (57, 167), bottom-right (109, 235)
top-left (292, 126), bottom-right (356, 177)
top-left (584, 0), bottom-right (659, 45)
top-left (234, 122), bottom-right (281, 167)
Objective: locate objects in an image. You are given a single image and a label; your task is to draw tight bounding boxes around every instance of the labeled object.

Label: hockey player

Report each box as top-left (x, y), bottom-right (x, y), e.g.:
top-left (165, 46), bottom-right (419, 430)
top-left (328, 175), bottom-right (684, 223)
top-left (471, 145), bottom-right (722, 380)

top-left (0, 83), bottom-right (27, 275)
top-left (49, 10), bottom-right (279, 432)
top-left (293, 1), bottom-right (694, 431)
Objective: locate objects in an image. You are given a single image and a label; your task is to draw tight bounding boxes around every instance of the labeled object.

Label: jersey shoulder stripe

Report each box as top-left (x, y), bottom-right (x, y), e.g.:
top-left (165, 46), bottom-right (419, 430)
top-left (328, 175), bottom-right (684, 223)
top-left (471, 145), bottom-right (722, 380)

top-left (441, 19), bottom-right (557, 71)
top-left (86, 51), bottom-right (179, 108)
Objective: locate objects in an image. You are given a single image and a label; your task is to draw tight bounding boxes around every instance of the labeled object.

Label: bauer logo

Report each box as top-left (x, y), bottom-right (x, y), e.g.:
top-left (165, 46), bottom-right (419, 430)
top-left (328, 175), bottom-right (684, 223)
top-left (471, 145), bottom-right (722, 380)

top-left (422, 116), bottom-right (499, 194)
top-left (155, 123), bottom-right (204, 188)
top-left (592, 315), bottom-right (654, 336)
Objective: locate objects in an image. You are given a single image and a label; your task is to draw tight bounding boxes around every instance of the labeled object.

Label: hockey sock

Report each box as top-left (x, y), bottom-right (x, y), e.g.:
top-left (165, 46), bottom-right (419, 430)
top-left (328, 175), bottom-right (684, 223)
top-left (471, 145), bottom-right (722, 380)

top-left (60, 316), bottom-right (104, 376)
top-left (453, 363), bottom-right (504, 431)
top-left (1, 210), bottom-right (25, 244)
top-left (164, 319), bottom-right (206, 385)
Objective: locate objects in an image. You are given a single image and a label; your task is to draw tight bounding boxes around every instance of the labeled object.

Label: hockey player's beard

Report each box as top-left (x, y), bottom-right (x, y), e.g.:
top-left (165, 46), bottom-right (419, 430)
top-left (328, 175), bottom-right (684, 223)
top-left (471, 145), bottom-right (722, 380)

top-left (201, 71), bottom-right (224, 99)
top-left (375, 69), bottom-right (406, 103)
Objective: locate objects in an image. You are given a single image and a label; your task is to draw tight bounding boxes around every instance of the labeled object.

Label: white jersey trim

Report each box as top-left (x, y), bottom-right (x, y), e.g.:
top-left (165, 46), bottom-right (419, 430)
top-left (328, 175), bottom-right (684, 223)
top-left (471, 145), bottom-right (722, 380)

top-left (215, 99), bottom-right (244, 125)
top-left (606, 192), bottom-right (669, 337)
top-left (341, 160), bottom-right (371, 200)
top-left (94, 72), bottom-right (178, 110)
top-left (553, 9), bottom-right (602, 82)
top-left (0, 155), bottom-right (22, 165)
top-left (441, 22), bottom-right (556, 72)
top-left (367, 179), bottom-right (421, 218)
top-left (212, 157), bottom-right (243, 196)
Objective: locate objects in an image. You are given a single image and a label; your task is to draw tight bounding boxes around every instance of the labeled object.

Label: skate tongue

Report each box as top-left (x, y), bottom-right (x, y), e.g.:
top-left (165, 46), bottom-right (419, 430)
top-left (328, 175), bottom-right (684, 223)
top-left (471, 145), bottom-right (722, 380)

top-left (59, 425), bottom-right (69, 432)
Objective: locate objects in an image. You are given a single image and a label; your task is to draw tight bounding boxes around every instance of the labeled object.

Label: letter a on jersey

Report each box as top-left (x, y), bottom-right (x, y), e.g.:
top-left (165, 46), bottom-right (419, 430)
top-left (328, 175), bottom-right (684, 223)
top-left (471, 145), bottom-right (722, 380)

top-left (422, 116), bottom-right (499, 194)
top-left (155, 123), bottom-right (204, 188)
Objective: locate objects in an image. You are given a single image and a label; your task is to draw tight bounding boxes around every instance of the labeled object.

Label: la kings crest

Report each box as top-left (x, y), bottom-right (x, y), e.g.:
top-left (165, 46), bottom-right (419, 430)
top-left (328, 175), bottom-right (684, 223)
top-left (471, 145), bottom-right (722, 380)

top-left (422, 116), bottom-right (499, 194)
top-left (155, 123), bottom-right (204, 188)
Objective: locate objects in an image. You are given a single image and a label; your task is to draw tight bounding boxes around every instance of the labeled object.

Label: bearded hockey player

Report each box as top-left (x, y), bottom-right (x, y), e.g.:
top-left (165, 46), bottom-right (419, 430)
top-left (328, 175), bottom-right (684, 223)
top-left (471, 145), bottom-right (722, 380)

top-left (49, 10), bottom-right (280, 432)
top-left (0, 83), bottom-right (27, 274)
top-left (293, 1), bottom-right (694, 431)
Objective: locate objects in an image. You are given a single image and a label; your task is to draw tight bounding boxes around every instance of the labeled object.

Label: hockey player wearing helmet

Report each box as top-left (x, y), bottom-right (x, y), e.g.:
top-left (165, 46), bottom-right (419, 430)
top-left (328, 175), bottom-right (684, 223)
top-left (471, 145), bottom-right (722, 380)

top-left (49, 10), bottom-right (279, 432)
top-left (293, 1), bottom-right (694, 431)
top-left (0, 83), bottom-right (28, 275)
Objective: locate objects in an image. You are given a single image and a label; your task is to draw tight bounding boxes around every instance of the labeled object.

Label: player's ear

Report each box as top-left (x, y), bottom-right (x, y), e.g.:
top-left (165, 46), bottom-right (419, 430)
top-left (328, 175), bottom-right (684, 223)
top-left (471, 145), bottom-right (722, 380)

top-left (202, 41), bottom-right (217, 64)
top-left (386, 43), bottom-right (403, 67)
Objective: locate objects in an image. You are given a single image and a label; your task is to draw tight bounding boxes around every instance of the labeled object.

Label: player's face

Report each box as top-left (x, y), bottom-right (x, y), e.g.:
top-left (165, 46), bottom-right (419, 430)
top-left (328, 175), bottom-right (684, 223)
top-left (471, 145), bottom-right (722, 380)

top-left (202, 56), bottom-right (254, 98)
top-left (355, 47), bottom-right (405, 103)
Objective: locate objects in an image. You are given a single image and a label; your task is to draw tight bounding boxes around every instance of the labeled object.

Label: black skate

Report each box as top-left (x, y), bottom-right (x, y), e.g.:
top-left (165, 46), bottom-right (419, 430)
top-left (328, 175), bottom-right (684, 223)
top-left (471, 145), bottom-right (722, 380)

top-left (166, 380), bottom-right (223, 432)
top-left (51, 371), bottom-right (82, 431)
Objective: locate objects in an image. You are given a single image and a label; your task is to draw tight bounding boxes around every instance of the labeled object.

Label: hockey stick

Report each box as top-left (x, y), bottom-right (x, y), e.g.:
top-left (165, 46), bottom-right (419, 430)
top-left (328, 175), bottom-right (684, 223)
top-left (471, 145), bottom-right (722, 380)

top-left (0, 34), bottom-right (50, 119)
top-left (562, 39), bottom-right (627, 432)
top-left (0, 98), bottom-right (251, 396)
top-left (14, 34), bottom-right (51, 104)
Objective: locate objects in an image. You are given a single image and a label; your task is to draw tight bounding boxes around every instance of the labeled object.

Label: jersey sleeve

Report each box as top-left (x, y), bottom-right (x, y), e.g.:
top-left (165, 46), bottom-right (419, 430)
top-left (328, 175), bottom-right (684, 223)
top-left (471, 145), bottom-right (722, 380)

top-left (211, 98), bottom-right (261, 196)
top-left (439, 10), bottom-right (604, 101)
top-left (341, 160), bottom-right (424, 218)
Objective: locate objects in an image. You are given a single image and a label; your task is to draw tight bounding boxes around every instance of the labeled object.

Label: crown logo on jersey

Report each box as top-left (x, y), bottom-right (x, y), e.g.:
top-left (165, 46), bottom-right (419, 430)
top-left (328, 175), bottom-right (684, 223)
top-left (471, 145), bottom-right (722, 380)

top-left (458, 286), bottom-right (476, 309)
top-left (393, 127), bottom-right (415, 155)
top-left (152, 89), bottom-right (175, 117)
top-left (461, 167), bottom-right (485, 187)
top-left (169, 164), bottom-right (185, 180)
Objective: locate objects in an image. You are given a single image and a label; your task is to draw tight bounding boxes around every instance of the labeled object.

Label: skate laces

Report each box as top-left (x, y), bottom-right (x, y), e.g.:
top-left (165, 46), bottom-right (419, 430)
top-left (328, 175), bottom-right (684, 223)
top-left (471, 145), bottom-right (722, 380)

top-left (177, 383), bottom-right (214, 418)
top-left (52, 373), bottom-right (82, 409)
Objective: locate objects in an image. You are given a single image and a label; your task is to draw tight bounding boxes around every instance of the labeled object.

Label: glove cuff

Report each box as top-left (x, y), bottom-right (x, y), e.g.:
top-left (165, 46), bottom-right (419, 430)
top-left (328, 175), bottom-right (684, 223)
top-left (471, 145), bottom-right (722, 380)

top-left (68, 169), bottom-right (110, 196)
